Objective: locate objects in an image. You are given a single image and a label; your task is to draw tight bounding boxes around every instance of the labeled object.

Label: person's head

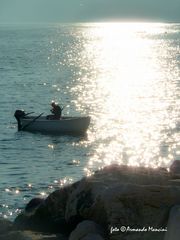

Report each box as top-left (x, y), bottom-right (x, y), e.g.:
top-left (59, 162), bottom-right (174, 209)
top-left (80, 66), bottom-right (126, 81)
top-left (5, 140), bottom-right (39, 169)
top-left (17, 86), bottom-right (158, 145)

top-left (51, 101), bottom-right (56, 107)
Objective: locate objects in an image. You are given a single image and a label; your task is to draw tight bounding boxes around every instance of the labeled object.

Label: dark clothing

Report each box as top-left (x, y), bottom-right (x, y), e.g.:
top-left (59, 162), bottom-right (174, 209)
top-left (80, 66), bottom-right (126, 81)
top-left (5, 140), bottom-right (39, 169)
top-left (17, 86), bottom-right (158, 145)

top-left (51, 105), bottom-right (62, 117)
top-left (47, 103), bottom-right (63, 120)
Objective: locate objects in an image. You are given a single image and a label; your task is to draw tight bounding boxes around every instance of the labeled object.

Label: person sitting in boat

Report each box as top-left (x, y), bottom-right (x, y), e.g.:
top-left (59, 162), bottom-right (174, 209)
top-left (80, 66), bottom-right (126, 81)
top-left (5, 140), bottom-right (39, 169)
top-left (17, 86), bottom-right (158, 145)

top-left (47, 101), bottom-right (63, 120)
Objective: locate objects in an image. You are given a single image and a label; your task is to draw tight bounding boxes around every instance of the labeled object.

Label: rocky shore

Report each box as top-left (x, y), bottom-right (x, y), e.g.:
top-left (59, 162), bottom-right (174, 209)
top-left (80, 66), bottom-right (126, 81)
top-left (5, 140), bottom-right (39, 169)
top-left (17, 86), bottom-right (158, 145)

top-left (1, 160), bottom-right (180, 240)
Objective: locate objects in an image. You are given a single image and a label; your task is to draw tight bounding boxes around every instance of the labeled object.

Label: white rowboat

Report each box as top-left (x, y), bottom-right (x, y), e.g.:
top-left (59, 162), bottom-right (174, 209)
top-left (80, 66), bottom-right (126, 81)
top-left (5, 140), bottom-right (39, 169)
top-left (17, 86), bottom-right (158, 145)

top-left (14, 110), bottom-right (90, 135)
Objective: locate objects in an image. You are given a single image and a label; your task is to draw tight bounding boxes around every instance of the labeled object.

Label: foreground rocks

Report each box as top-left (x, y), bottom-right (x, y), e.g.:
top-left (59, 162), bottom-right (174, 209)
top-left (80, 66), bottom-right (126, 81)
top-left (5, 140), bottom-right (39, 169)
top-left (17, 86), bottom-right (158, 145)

top-left (69, 220), bottom-right (105, 240)
top-left (164, 205), bottom-right (180, 240)
top-left (1, 161), bottom-right (180, 240)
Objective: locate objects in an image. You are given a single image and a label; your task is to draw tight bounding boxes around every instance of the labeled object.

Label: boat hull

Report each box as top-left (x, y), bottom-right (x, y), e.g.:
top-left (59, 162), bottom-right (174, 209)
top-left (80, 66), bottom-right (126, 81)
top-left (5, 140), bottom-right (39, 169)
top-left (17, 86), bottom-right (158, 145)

top-left (19, 116), bottom-right (90, 135)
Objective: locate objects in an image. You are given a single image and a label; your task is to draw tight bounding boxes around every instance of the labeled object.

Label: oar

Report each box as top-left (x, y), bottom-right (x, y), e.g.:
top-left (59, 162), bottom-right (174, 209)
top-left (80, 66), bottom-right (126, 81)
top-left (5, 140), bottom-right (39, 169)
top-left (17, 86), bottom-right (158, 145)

top-left (24, 111), bottom-right (34, 117)
top-left (21, 112), bottom-right (44, 131)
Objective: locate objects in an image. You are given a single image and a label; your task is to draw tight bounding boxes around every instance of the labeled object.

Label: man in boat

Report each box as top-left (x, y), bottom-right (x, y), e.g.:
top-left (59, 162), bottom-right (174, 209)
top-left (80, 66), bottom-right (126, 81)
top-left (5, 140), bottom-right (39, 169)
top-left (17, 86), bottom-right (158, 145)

top-left (47, 101), bottom-right (63, 120)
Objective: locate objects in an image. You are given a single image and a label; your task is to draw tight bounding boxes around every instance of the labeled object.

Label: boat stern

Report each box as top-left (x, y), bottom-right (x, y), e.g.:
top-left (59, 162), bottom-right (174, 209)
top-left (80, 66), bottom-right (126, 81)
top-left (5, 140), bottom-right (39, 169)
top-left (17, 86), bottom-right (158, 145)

top-left (14, 110), bottom-right (25, 131)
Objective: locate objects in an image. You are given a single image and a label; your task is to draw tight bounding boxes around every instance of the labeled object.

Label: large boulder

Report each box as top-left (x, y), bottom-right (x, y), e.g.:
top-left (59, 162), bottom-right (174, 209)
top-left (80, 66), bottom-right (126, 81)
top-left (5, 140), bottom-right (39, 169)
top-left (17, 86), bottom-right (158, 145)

top-left (69, 220), bottom-right (105, 240)
top-left (13, 164), bottom-right (180, 240)
top-left (65, 165), bottom-right (180, 239)
top-left (164, 205), bottom-right (180, 240)
top-left (0, 218), bottom-right (13, 234)
top-left (169, 160), bottom-right (180, 178)
top-left (0, 218), bottom-right (66, 240)
top-left (65, 165), bottom-right (170, 223)
top-left (14, 186), bottom-right (73, 234)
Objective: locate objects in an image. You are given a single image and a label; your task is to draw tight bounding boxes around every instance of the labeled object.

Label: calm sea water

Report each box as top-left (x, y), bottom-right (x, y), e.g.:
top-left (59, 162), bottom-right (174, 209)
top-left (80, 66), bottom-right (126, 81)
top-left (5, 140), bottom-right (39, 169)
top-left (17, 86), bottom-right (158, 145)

top-left (0, 22), bottom-right (180, 219)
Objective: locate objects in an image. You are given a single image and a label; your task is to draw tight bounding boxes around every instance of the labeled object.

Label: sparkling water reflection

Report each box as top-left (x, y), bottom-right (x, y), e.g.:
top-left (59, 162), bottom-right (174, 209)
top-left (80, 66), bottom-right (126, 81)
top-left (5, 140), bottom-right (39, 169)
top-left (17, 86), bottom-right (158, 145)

top-left (0, 22), bottom-right (179, 219)
top-left (70, 23), bottom-right (180, 169)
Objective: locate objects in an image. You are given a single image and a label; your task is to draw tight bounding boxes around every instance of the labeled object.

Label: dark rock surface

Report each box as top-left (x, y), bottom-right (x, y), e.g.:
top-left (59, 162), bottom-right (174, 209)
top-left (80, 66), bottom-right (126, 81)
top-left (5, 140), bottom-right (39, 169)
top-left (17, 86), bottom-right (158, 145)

top-left (0, 230), bottom-right (67, 240)
top-left (1, 161), bottom-right (180, 240)
top-left (69, 220), bottom-right (105, 240)
top-left (164, 205), bottom-right (180, 240)
top-left (14, 186), bottom-right (73, 234)
top-left (0, 218), bottom-right (13, 234)
top-left (169, 160), bottom-right (180, 178)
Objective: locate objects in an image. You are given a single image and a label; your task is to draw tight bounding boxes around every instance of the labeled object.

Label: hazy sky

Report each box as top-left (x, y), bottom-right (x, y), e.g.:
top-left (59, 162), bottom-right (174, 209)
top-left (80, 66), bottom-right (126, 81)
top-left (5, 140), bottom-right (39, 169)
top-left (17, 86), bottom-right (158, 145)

top-left (0, 0), bottom-right (180, 23)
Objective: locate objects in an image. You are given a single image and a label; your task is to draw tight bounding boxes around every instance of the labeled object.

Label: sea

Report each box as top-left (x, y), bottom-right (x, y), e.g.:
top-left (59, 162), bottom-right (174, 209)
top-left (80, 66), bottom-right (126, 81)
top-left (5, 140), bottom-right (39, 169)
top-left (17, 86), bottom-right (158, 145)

top-left (0, 22), bottom-right (179, 219)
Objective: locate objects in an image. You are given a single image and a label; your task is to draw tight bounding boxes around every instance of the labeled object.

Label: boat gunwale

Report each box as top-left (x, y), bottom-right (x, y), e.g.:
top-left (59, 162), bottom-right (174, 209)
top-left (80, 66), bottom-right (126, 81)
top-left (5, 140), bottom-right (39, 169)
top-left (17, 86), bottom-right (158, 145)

top-left (21, 116), bottom-right (90, 123)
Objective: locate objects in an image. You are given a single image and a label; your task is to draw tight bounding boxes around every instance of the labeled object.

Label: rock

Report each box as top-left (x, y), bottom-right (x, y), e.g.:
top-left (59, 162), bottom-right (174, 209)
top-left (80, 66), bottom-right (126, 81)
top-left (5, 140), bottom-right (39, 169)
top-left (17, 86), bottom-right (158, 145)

top-left (0, 231), bottom-right (31, 240)
top-left (103, 184), bottom-right (179, 240)
top-left (14, 186), bottom-right (72, 234)
top-left (65, 165), bottom-right (180, 240)
top-left (66, 165), bottom-right (169, 220)
top-left (25, 198), bottom-right (44, 214)
top-left (65, 165), bottom-right (170, 225)
top-left (170, 160), bottom-right (180, 178)
top-left (13, 164), bottom-right (180, 240)
top-left (0, 218), bottom-right (13, 234)
top-left (0, 230), bottom-right (67, 240)
top-left (164, 205), bottom-right (180, 240)
top-left (168, 179), bottom-right (180, 186)
top-left (69, 220), bottom-right (104, 240)
top-left (81, 233), bottom-right (104, 240)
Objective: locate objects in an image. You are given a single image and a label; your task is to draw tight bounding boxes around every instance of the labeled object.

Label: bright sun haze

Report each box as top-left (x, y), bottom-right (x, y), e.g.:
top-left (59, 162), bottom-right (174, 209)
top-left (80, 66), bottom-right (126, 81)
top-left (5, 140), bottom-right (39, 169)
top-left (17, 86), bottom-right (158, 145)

top-left (69, 22), bottom-right (179, 169)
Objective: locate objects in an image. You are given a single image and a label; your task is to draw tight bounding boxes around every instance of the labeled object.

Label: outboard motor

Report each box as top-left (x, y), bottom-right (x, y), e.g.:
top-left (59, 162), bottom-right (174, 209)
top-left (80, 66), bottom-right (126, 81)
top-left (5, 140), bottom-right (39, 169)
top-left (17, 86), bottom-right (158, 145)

top-left (14, 110), bottom-right (26, 131)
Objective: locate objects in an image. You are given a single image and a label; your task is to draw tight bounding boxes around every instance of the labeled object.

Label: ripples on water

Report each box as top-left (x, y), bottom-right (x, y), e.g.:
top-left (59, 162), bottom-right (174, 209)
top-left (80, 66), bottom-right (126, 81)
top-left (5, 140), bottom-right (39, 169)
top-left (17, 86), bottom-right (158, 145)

top-left (0, 22), bottom-right (179, 219)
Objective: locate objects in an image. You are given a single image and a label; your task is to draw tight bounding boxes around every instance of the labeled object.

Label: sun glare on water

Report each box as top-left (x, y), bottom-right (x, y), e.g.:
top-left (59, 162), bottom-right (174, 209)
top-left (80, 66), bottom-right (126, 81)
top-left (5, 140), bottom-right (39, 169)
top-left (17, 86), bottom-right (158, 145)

top-left (71, 22), bottom-right (179, 170)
